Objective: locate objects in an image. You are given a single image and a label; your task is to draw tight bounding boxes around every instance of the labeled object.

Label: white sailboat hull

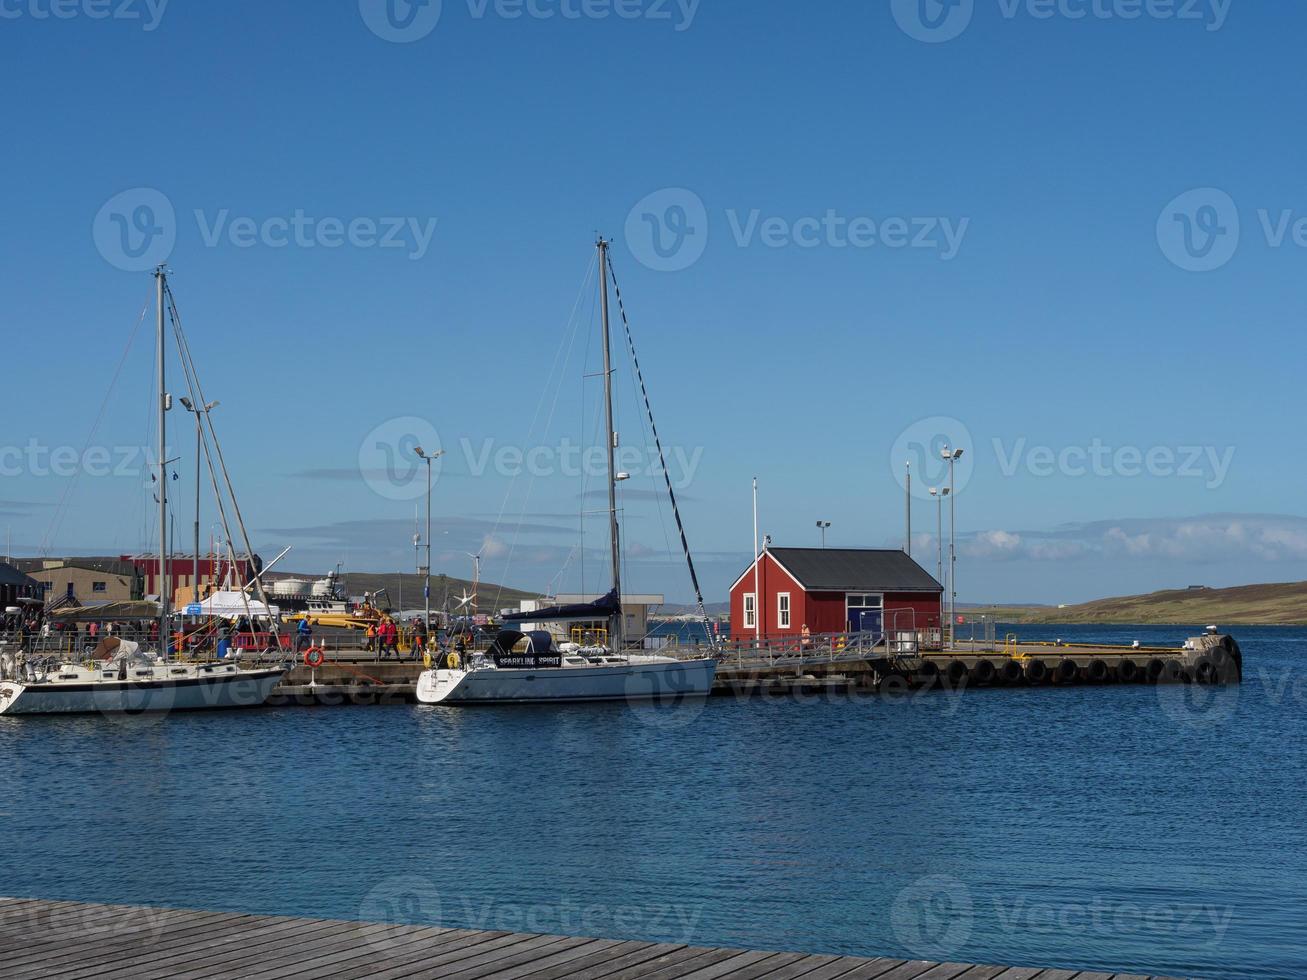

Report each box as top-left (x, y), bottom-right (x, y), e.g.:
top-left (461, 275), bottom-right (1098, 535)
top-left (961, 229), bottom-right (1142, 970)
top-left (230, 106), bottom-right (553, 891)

top-left (0, 667), bottom-right (286, 716)
top-left (415, 657), bottom-right (717, 705)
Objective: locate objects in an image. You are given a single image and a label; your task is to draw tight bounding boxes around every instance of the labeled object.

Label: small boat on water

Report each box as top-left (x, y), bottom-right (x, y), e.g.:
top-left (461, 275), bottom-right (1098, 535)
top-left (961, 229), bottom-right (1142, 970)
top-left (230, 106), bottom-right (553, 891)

top-left (416, 240), bottom-right (717, 706)
top-left (0, 267), bottom-right (288, 717)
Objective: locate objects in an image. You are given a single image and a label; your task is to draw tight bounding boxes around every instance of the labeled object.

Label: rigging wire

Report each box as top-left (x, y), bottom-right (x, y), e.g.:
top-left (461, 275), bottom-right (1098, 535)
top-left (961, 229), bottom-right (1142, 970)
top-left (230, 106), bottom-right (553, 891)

top-left (487, 253), bottom-right (597, 611)
top-left (606, 255), bottom-right (715, 645)
top-left (39, 290), bottom-right (153, 557)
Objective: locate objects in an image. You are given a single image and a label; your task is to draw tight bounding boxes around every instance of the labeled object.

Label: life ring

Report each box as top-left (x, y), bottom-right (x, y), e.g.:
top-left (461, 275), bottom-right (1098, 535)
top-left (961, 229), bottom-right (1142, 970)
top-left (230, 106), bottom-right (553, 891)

top-left (304, 648), bottom-right (325, 669)
top-left (445, 652), bottom-right (461, 670)
top-left (423, 651), bottom-right (433, 669)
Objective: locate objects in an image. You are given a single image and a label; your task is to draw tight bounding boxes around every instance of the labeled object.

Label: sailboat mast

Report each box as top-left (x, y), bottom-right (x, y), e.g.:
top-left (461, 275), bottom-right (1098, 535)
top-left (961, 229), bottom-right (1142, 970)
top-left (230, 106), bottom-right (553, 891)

top-left (597, 239), bottom-right (622, 649)
top-left (155, 265), bottom-right (170, 658)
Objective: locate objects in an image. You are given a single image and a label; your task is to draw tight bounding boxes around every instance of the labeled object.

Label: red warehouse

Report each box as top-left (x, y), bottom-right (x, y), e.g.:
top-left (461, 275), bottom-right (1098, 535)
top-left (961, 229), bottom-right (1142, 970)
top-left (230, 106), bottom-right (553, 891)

top-left (729, 548), bottom-right (943, 642)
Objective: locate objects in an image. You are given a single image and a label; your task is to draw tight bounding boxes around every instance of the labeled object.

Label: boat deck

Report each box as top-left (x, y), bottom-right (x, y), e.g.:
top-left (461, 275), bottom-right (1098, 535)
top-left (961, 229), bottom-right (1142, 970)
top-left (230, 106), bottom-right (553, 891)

top-left (0, 897), bottom-right (1178, 980)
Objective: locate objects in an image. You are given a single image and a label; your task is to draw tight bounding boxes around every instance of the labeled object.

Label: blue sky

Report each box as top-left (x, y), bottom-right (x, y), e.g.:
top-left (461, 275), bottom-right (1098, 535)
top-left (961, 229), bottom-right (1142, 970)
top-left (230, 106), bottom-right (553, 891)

top-left (2, 0), bottom-right (1305, 605)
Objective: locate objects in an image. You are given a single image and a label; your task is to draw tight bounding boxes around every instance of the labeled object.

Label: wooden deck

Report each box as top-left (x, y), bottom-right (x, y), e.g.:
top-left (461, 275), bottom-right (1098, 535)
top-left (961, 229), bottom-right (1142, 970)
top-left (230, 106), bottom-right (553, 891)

top-left (0, 897), bottom-right (1178, 979)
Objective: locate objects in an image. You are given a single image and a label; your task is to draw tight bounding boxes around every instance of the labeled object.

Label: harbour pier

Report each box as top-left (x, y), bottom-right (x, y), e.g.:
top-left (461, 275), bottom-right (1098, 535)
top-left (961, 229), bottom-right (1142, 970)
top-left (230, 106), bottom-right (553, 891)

top-left (0, 897), bottom-right (1179, 979)
top-left (264, 630), bottom-right (1242, 705)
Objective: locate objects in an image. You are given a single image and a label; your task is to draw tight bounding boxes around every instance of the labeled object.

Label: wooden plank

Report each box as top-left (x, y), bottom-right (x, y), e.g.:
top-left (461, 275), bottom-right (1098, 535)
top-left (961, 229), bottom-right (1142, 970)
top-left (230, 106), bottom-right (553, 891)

top-left (0, 899), bottom-right (1162, 980)
top-left (323, 927), bottom-right (513, 980)
top-left (5, 910), bottom-right (262, 979)
top-left (829, 961), bottom-right (913, 980)
top-left (505, 939), bottom-right (679, 980)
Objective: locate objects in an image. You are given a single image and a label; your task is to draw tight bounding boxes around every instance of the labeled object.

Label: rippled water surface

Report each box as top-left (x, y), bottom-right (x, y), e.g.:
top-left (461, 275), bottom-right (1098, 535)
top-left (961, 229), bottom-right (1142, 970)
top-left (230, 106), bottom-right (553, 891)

top-left (2, 624), bottom-right (1303, 979)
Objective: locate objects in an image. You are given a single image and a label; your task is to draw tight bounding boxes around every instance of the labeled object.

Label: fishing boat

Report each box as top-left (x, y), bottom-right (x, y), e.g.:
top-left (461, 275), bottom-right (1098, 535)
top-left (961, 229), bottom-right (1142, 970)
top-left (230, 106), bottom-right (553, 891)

top-left (0, 267), bottom-right (288, 716)
top-left (416, 240), bottom-right (717, 706)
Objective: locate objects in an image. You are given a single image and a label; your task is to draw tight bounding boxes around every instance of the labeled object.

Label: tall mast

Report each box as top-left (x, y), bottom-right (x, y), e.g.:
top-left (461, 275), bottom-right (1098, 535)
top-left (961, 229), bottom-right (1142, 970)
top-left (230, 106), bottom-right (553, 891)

top-left (597, 239), bottom-right (622, 648)
top-left (155, 265), bottom-right (170, 657)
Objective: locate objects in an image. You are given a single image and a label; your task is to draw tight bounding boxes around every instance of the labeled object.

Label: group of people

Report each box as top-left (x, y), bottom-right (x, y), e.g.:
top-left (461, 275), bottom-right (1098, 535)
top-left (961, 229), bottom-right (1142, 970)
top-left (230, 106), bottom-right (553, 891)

top-left (362, 618), bottom-right (407, 659)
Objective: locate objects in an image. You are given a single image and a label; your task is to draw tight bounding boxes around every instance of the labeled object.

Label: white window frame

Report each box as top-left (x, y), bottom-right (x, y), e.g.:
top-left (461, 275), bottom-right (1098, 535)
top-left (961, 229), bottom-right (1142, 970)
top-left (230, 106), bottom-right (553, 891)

top-left (777, 592), bottom-right (791, 630)
top-left (743, 593), bottom-right (756, 629)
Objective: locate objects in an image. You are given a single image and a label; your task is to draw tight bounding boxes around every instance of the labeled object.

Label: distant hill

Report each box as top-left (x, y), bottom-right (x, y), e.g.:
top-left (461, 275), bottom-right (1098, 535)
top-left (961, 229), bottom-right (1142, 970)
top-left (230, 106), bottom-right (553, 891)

top-left (980, 582), bottom-right (1307, 625)
top-left (267, 571), bottom-right (540, 613)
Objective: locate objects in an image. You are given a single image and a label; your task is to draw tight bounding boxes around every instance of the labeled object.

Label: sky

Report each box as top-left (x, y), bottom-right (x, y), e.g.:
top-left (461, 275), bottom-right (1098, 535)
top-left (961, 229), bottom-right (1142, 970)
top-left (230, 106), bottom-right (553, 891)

top-left (2, 0), bottom-right (1305, 606)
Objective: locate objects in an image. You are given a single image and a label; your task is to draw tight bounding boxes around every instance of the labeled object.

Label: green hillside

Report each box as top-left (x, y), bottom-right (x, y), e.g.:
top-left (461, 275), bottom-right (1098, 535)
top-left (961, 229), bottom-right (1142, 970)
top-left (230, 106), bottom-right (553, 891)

top-left (980, 581), bottom-right (1307, 625)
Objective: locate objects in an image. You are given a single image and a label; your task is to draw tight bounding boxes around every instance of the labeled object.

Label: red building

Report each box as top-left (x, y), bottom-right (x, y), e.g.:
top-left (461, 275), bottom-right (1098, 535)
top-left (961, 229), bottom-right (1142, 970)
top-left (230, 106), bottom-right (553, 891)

top-left (729, 548), bottom-right (943, 641)
top-left (122, 553), bottom-right (262, 600)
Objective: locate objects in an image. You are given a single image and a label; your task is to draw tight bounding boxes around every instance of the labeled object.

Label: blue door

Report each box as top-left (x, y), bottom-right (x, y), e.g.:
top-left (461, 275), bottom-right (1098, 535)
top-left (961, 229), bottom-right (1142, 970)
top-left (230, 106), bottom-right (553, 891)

top-left (851, 609), bottom-right (883, 636)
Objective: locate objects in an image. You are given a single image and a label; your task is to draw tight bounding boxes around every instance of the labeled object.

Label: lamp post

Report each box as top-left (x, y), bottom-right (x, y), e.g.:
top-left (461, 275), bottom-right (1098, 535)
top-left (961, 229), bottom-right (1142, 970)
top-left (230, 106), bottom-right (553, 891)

top-left (179, 397), bottom-right (218, 605)
top-left (928, 487), bottom-right (950, 588)
top-left (816, 520), bottom-right (831, 548)
top-left (464, 552), bottom-right (482, 620)
top-left (940, 447), bottom-right (964, 646)
top-left (414, 447), bottom-right (444, 633)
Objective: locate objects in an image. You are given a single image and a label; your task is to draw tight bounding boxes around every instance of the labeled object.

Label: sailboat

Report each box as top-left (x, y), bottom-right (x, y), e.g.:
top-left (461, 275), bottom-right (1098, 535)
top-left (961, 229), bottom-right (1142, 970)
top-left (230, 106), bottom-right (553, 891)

top-left (415, 240), bottom-right (717, 706)
top-left (0, 267), bottom-right (287, 716)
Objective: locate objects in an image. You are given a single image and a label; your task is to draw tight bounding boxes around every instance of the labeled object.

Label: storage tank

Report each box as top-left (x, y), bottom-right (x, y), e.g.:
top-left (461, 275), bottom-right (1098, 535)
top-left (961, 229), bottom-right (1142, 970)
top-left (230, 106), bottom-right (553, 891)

top-left (272, 578), bottom-right (308, 597)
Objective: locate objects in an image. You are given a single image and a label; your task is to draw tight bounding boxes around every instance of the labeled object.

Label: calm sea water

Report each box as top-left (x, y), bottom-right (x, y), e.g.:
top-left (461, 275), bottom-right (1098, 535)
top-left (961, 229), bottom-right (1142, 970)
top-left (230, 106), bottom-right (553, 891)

top-left (2, 624), bottom-right (1303, 979)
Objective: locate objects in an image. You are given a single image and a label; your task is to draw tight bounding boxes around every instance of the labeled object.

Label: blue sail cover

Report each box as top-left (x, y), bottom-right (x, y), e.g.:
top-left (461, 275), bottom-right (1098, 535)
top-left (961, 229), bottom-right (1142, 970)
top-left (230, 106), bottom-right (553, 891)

top-left (504, 589), bottom-right (621, 624)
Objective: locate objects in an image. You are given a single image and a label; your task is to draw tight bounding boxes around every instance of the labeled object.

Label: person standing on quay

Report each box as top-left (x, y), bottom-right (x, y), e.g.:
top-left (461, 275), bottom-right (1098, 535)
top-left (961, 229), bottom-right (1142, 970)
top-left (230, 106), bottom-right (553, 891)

top-left (412, 618), bottom-right (427, 661)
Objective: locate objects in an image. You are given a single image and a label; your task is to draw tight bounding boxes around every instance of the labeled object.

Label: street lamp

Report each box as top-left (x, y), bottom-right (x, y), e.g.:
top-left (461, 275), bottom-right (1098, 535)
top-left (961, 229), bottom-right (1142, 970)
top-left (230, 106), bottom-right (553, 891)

top-left (929, 487), bottom-right (950, 590)
top-left (463, 551), bottom-right (482, 619)
top-left (816, 520), bottom-right (831, 548)
top-left (940, 447), bottom-right (964, 646)
top-left (179, 397), bottom-right (218, 605)
top-left (414, 446), bottom-right (444, 633)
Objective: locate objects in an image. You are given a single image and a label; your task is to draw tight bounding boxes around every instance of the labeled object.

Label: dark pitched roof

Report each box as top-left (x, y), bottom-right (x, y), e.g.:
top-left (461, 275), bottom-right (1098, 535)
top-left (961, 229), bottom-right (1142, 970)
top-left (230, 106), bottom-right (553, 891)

top-left (768, 548), bottom-right (942, 592)
top-left (0, 562), bottom-right (39, 588)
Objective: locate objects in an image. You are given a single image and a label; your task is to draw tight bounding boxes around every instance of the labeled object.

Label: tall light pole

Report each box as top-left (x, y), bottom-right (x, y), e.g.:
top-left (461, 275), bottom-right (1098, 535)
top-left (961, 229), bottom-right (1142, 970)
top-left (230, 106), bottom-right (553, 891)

top-left (179, 397), bottom-right (218, 605)
top-left (929, 487), bottom-right (949, 587)
top-left (414, 447), bottom-right (444, 632)
top-left (940, 447), bottom-right (964, 646)
top-left (905, 461), bottom-right (912, 556)
top-left (816, 520), bottom-right (831, 548)
top-left (464, 552), bottom-right (481, 620)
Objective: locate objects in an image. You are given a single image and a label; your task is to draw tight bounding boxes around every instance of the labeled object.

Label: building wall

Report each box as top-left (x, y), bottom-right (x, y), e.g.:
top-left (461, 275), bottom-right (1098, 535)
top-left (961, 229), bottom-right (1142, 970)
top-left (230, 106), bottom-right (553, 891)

top-left (730, 555), bottom-right (943, 639)
top-left (32, 567), bottom-right (137, 604)
top-left (125, 555), bottom-right (260, 599)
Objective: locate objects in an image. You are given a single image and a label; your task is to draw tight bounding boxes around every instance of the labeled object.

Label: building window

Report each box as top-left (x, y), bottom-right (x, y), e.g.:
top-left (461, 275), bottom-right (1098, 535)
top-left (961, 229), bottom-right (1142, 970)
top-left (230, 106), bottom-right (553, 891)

top-left (847, 594), bottom-right (883, 611)
top-left (93, 582), bottom-right (107, 593)
top-left (777, 593), bottom-right (791, 629)
top-left (743, 593), bottom-right (756, 629)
